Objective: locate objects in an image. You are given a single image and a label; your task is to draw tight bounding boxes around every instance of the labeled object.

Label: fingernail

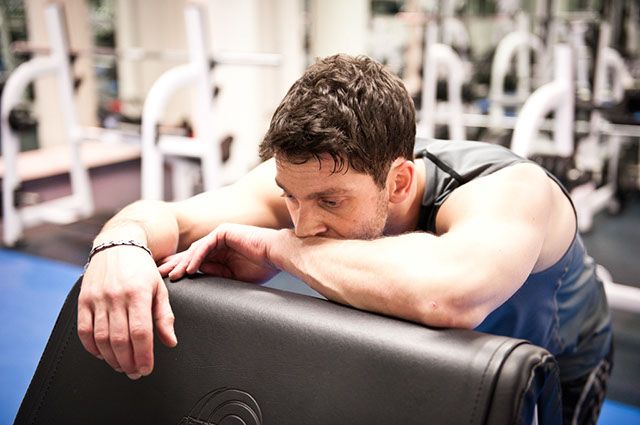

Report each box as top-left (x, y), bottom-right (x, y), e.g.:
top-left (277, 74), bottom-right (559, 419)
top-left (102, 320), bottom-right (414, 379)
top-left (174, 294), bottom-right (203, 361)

top-left (96, 355), bottom-right (104, 360)
top-left (115, 367), bottom-right (123, 372)
top-left (127, 373), bottom-right (142, 380)
top-left (140, 367), bottom-right (151, 376)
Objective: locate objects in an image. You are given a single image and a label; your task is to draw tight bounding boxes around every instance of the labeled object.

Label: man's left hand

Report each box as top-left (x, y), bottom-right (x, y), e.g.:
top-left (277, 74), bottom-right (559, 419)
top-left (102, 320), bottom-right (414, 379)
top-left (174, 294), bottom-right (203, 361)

top-left (158, 223), bottom-right (287, 284)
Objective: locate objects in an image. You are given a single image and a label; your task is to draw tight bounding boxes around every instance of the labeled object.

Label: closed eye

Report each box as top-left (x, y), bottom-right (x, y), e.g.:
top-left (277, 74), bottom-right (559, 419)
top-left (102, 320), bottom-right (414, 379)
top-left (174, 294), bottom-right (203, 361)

top-left (280, 191), bottom-right (294, 199)
top-left (320, 198), bottom-right (341, 209)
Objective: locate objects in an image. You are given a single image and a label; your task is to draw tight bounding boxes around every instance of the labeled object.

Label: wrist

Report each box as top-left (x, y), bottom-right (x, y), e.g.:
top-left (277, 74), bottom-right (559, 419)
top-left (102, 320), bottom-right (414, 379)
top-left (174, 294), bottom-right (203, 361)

top-left (269, 228), bottom-right (299, 270)
top-left (94, 222), bottom-right (148, 248)
top-left (85, 240), bottom-right (153, 272)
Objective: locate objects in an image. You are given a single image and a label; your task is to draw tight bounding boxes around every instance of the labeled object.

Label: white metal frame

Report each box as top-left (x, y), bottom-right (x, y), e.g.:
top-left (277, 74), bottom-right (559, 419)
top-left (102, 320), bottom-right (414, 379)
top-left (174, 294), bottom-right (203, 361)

top-left (418, 23), bottom-right (465, 142)
top-left (597, 265), bottom-right (640, 314)
top-left (420, 15), bottom-right (549, 141)
top-left (489, 23), bottom-right (546, 129)
top-left (1, 3), bottom-right (94, 247)
top-left (140, 4), bottom-right (280, 201)
top-left (440, 0), bottom-right (470, 54)
top-left (511, 44), bottom-right (574, 158)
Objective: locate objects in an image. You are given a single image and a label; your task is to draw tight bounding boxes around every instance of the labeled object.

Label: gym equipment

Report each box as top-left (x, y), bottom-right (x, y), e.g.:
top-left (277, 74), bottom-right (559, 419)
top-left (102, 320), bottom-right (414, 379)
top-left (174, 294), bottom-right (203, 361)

top-left (596, 265), bottom-right (640, 314)
top-left (572, 22), bottom-right (636, 233)
top-left (140, 4), bottom-right (280, 201)
top-left (511, 44), bottom-right (573, 159)
top-left (440, 0), bottom-right (471, 55)
top-left (418, 22), bottom-right (466, 142)
top-left (13, 274), bottom-right (561, 425)
top-left (0, 5), bottom-right (16, 76)
top-left (489, 14), bottom-right (546, 131)
top-left (416, 11), bottom-right (571, 141)
top-left (507, 44), bottom-right (640, 314)
top-left (1, 3), bottom-right (94, 247)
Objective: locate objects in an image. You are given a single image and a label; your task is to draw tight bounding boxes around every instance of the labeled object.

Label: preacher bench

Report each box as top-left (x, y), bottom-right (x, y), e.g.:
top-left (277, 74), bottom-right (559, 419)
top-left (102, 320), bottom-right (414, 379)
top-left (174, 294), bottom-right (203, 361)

top-left (13, 276), bottom-right (562, 425)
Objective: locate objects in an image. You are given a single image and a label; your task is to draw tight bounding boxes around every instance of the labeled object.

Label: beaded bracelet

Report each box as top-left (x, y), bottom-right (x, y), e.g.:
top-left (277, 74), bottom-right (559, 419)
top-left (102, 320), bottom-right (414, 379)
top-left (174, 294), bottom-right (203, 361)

top-left (84, 240), bottom-right (152, 271)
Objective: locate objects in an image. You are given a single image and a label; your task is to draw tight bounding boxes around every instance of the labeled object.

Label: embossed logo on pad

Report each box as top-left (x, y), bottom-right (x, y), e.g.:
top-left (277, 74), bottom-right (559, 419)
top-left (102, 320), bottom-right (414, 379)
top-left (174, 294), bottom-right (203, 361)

top-left (179, 388), bottom-right (263, 425)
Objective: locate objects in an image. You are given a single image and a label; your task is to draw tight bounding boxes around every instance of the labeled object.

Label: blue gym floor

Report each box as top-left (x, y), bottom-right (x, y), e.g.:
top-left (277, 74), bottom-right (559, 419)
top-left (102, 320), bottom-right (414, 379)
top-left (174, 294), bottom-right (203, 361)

top-left (0, 249), bottom-right (80, 425)
top-left (1, 248), bottom-right (639, 425)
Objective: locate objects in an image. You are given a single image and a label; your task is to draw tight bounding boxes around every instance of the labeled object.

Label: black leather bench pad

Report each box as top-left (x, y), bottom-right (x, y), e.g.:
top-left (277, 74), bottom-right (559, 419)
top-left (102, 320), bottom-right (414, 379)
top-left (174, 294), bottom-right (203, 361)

top-left (14, 275), bottom-right (561, 425)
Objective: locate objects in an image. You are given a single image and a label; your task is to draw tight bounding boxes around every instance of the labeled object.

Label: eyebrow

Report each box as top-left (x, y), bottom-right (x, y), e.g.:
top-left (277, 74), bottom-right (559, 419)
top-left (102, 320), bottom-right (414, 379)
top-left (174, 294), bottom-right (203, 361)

top-left (275, 178), bottom-right (350, 199)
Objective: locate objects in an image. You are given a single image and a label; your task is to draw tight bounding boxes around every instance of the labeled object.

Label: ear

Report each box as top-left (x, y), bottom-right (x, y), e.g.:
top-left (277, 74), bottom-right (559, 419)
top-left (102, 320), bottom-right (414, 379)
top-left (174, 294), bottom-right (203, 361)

top-left (387, 159), bottom-right (415, 204)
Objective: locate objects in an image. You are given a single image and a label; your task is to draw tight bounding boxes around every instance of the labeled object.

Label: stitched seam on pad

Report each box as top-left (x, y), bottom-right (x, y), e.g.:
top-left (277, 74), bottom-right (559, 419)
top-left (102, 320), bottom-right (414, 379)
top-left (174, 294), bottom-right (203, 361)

top-left (514, 352), bottom-right (555, 424)
top-left (516, 354), bottom-right (543, 422)
top-left (471, 340), bottom-right (530, 425)
top-left (469, 340), bottom-right (512, 424)
top-left (30, 322), bottom-right (74, 425)
top-left (469, 351), bottom-right (496, 424)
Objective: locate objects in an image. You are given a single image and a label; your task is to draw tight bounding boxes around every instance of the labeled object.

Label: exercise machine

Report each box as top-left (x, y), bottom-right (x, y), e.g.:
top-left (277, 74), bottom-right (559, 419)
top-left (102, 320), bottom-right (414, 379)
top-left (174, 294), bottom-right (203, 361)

top-left (418, 22), bottom-right (466, 142)
top-left (14, 275), bottom-right (561, 424)
top-left (140, 4), bottom-right (280, 201)
top-left (1, 3), bottom-right (94, 247)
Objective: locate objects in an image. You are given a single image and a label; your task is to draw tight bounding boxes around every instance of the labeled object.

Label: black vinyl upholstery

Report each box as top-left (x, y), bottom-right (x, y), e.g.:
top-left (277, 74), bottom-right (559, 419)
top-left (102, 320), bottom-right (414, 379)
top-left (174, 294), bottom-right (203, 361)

top-left (14, 275), bottom-right (562, 425)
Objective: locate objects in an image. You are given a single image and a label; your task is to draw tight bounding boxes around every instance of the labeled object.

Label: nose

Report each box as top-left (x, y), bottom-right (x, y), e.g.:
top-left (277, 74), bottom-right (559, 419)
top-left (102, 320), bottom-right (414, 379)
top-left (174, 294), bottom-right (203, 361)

top-left (293, 205), bottom-right (328, 238)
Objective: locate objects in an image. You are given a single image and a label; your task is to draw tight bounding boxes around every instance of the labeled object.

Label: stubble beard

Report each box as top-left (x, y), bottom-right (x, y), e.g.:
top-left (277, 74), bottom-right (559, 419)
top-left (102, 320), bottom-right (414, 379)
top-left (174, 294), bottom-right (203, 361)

top-left (351, 190), bottom-right (390, 240)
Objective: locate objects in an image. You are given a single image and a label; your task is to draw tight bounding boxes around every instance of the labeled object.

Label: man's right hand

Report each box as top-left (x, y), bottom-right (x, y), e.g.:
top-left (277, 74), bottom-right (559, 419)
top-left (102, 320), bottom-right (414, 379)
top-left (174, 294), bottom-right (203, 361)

top-left (77, 246), bottom-right (177, 380)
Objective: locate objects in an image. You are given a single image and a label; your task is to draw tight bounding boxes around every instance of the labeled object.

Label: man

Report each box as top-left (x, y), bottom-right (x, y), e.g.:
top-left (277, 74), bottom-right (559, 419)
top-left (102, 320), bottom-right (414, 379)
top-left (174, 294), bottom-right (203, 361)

top-left (80, 55), bottom-right (612, 424)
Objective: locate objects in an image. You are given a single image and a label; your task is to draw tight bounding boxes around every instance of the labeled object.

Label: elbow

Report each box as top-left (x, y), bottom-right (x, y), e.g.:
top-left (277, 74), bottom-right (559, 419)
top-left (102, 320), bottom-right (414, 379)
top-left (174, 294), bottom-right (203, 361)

top-left (414, 291), bottom-right (490, 330)
top-left (449, 306), bottom-right (489, 329)
top-left (398, 259), bottom-right (497, 330)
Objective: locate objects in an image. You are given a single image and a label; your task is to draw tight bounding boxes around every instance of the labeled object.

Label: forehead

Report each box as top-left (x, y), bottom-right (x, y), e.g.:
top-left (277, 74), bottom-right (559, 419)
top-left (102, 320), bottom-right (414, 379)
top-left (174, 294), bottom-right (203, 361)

top-left (274, 155), bottom-right (376, 192)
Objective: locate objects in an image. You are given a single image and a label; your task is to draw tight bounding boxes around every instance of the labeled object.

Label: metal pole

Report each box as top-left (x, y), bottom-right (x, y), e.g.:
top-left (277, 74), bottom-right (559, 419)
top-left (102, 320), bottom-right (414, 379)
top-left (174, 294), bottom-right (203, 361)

top-left (45, 3), bottom-right (94, 217)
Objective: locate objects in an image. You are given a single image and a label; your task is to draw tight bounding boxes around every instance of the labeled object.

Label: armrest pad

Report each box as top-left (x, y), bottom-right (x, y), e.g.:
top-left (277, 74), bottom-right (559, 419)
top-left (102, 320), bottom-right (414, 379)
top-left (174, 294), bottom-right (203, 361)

top-left (14, 275), bottom-right (561, 425)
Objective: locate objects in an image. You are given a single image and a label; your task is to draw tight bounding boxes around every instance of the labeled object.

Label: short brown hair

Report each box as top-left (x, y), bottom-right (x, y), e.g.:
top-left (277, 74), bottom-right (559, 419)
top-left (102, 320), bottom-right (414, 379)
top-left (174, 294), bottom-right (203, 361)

top-left (259, 54), bottom-right (416, 187)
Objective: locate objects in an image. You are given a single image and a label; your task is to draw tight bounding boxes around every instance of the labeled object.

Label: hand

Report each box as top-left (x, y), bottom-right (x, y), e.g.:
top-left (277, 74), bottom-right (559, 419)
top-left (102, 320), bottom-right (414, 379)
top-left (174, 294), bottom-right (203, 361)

top-left (158, 223), bottom-right (282, 284)
top-left (77, 246), bottom-right (177, 380)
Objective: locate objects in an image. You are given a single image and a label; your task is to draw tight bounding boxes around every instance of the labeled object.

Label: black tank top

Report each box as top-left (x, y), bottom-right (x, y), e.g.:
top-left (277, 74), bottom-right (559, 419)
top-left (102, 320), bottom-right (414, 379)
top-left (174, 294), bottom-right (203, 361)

top-left (414, 138), bottom-right (612, 381)
top-left (414, 138), bottom-right (567, 232)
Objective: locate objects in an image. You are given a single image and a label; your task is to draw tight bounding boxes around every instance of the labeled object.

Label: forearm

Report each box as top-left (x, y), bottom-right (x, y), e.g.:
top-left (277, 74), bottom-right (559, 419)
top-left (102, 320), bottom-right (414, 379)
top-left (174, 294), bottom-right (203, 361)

top-left (95, 200), bottom-right (179, 261)
top-left (273, 231), bottom-right (482, 328)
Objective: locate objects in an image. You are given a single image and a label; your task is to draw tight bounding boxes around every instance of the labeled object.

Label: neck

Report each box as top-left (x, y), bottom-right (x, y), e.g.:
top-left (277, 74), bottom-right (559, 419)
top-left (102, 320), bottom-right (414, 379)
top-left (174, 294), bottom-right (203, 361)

top-left (386, 159), bottom-right (426, 235)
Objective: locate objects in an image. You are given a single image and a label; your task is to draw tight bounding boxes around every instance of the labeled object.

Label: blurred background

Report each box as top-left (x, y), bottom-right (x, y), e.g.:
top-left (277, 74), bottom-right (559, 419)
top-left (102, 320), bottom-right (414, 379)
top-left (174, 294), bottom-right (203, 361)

top-left (0, 0), bottom-right (639, 424)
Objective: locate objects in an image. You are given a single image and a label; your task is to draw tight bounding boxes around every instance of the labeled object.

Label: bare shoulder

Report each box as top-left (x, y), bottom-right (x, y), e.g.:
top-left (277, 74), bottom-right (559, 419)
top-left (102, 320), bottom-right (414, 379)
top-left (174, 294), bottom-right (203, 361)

top-left (436, 163), bottom-right (553, 231)
top-left (436, 162), bottom-right (576, 271)
top-left (482, 162), bottom-right (552, 194)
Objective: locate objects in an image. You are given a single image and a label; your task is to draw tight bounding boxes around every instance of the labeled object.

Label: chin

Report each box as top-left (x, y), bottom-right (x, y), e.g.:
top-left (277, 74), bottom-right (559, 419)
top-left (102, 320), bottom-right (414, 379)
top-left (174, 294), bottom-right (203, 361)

top-left (346, 226), bottom-right (386, 241)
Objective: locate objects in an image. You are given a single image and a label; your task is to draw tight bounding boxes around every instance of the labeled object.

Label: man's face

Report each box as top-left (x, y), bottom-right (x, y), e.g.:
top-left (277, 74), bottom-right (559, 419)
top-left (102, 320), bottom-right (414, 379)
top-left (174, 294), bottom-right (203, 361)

top-left (275, 155), bottom-right (390, 240)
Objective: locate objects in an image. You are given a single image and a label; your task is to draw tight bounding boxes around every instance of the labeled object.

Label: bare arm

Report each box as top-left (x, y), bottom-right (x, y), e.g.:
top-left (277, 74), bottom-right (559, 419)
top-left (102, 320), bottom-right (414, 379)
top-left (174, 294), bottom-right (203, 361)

top-left (271, 164), bottom-right (553, 328)
top-left (94, 158), bottom-right (289, 256)
top-left (165, 164), bottom-right (555, 329)
top-left (78, 159), bottom-right (287, 379)
top-left (169, 159), bottom-right (292, 250)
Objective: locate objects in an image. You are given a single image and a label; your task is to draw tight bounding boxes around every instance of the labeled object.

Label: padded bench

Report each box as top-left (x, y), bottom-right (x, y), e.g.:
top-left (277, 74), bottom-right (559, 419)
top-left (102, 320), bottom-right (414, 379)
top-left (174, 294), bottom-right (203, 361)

top-left (14, 275), bottom-right (562, 425)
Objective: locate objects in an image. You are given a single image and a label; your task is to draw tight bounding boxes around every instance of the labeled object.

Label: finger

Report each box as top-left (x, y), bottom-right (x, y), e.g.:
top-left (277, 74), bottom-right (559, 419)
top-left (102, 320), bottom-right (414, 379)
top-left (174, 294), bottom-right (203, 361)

top-left (157, 254), bottom-right (181, 277)
top-left (77, 300), bottom-right (101, 359)
top-left (157, 264), bottom-right (171, 277)
top-left (127, 290), bottom-right (154, 377)
top-left (108, 306), bottom-right (138, 379)
top-left (186, 234), bottom-right (219, 274)
top-left (168, 248), bottom-right (194, 281)
top-left (200, 262), bottom-right (233, 279)
top-left (93, 306), bottom-right (122, 373)
top-left (153, 281), bottom-right (177, 348)
top-left (157, 252), bottom-right (180, 266)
